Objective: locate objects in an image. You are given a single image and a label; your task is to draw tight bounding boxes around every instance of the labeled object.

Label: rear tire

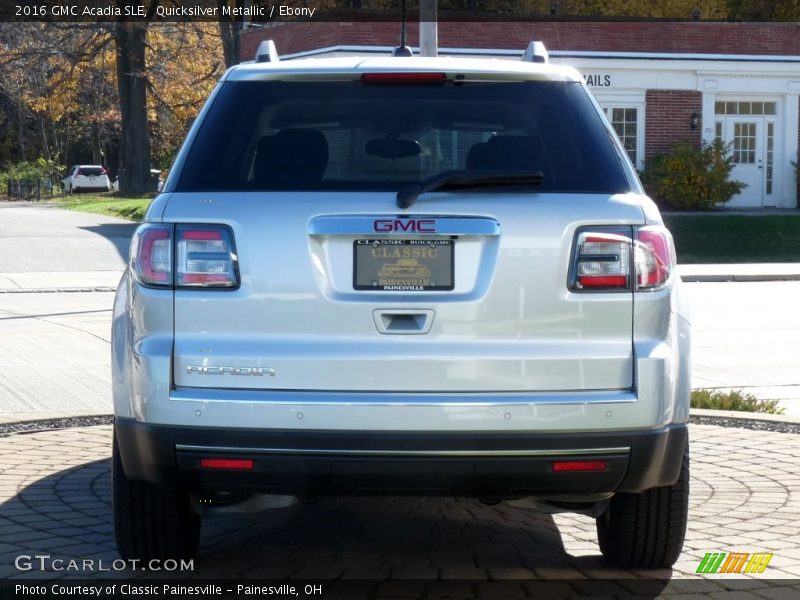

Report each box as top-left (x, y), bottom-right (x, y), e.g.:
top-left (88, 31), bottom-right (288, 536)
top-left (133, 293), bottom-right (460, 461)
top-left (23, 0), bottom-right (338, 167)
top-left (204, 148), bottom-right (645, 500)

top-left (112, 428), bottom-right (201, 561)
top-left (596, 441), bottom-right (689, 568)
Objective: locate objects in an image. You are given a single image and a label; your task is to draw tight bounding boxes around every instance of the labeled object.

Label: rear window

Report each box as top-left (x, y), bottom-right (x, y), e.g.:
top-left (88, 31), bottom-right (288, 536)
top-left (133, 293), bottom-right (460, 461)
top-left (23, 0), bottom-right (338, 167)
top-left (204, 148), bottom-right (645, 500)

top-left (176, 80), bottom-right (630, 194)
top-left (78, 167), bottom-right (104, 177)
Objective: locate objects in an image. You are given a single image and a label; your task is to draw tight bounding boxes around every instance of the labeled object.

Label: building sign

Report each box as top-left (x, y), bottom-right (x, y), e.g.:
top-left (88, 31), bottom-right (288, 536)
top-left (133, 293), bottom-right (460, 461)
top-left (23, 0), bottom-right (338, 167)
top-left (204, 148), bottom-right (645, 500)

top-left (584, 74), bottom-right (612, 87)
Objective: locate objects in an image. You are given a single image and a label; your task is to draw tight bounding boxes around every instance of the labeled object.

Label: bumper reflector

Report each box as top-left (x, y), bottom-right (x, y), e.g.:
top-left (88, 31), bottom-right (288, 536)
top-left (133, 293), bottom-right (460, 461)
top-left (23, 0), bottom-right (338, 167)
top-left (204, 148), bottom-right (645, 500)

top-left (200, 458), bottom-right (254, 470)
top-left (552, 460), bottom-right (607, 472)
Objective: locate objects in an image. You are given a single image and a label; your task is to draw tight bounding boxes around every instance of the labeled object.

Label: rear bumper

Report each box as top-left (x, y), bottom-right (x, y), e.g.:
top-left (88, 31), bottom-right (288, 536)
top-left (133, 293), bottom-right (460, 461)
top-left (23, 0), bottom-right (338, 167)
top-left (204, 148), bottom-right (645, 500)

top-left (115, 417), bottom-right (687, 498)
top-left (73, 185), bottom-right (109, 192)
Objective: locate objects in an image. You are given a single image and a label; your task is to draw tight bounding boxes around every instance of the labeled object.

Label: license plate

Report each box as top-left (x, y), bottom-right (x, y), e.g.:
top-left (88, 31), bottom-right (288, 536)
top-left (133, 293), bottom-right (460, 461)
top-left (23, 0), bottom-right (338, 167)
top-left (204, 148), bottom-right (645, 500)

top-left (354, 239), bottom-right (454, 291)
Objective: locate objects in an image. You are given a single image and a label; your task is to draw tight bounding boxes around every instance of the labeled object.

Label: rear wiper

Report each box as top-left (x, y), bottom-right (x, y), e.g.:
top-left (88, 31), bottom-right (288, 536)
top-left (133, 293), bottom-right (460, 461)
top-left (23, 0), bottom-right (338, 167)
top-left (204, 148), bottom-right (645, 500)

top-left (397, 170), bottom-right (544, 209)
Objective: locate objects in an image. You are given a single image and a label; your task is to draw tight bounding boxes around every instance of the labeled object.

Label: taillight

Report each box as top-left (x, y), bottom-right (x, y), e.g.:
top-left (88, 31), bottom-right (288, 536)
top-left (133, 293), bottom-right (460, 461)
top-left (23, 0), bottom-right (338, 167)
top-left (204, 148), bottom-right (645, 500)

top-left (75, 168), bottom-right (82, 176)
top-left (130, 223), bottom-right (239, 289)
top-left (635, 226), bottom-right (674, 290)
top-left (131, 224), bottom-right (172, 287)
top-left (570, 228), bottom-right (632, 291)
top-left (176, 225), bottom-right (238, 288)
top-left (200, 458), bottom-right (254, 470)
top-left (569, 225), bottom-right (674, 292)
top-left (100, 167), bottom-right (107, 175)
top-left (552, 460), bottom-right (607, 472)
top-left (361, 72), bottom-right (447, 84)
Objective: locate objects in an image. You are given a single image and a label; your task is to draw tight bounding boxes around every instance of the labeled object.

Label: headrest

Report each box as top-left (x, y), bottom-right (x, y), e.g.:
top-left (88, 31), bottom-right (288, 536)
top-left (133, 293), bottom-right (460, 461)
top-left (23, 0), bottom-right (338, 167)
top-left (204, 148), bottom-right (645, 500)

top-left (466, 135), bottom-right (545, 173)
top-left (254, 129), bottom-right (329, 188)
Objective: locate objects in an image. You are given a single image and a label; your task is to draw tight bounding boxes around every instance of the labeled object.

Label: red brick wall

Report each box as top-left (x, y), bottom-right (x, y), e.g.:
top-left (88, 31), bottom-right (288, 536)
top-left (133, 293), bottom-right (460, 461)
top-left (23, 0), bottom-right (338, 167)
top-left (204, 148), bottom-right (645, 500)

top-left (644, 91), bottom-right (703, 159)
top-left (241, 21), bottom-right (800, 60)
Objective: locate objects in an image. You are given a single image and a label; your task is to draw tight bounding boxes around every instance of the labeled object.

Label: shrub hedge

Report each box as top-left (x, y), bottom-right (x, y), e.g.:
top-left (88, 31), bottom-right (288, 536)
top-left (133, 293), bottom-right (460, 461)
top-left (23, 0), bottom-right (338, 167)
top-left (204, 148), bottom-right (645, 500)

top-left (642, 140), bottom-right (746, 210)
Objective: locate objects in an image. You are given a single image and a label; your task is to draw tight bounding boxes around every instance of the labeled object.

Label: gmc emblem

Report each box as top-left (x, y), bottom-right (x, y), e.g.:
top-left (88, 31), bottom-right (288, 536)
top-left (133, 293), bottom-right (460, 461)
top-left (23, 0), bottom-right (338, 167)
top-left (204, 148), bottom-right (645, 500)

top-left (373, 219), bottom-right (436, 233)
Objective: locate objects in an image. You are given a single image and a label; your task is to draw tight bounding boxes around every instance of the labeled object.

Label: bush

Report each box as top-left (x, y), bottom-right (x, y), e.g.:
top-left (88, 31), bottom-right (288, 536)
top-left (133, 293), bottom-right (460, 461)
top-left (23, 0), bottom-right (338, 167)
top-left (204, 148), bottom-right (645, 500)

top-left (691, 389), bottom-right (784, 414)
top-left (642, 140), bottom-right (746, 210)
top-left (1, 158), bottom-right (63, 192)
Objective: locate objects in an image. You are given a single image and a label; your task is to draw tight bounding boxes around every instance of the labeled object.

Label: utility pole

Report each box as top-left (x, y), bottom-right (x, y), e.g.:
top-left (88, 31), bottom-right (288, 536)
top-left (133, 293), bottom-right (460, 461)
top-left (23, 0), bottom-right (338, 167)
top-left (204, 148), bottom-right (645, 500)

top-left (420, 0), bottom-right (438, 57)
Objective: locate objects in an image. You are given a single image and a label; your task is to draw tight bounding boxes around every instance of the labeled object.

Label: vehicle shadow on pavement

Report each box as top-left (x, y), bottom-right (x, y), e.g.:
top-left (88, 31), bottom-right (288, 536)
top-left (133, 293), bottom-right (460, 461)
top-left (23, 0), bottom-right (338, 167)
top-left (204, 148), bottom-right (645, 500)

top-left (2, 456), bottom-right (672, 591)
top-left (78, 224), bottom-right (138, 264)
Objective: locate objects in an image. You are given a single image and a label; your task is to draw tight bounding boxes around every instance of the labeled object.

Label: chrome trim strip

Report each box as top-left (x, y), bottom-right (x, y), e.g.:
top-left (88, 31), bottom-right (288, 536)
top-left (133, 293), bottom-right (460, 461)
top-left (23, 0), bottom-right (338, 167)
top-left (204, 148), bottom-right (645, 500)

top-left (308, 215), bottom-right (500, 237)
top-left (171, 388), bottom-right (637, 406)
top-left (175, 444), bottom-right (630, 458)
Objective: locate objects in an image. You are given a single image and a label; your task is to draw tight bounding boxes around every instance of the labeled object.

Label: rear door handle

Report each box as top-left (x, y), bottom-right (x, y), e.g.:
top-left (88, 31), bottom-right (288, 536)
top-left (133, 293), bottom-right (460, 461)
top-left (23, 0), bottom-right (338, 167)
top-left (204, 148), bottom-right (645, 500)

top-left (373, 309), bottom-right (434, 334)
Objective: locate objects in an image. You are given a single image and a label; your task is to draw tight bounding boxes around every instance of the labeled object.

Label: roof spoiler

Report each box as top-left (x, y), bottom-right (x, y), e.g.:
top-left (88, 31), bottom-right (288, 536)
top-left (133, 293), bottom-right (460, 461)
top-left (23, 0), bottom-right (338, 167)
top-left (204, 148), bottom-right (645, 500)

top-left (522, 41), bottom-right (549, 64)
top-left (255, 40), bottom-right (280, 63)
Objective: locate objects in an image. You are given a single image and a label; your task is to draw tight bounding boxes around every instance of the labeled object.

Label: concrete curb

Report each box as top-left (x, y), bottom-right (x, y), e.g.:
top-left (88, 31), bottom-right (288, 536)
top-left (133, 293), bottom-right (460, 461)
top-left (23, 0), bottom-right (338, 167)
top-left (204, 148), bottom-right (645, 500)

top-left (0, 410), bottom-right (111, 425)
top-left (690, 407), bottom-right (800, 424)
top-left (680, 274), bottom-right (800, 282)
top-left (0, 287), bottom-right (118, 294)
top-left (677, 263), bottom-right (800, 283)
top-left (0, 270), bottom-right (124, 293)
top-left (1, 408), bottom-right (798, 426)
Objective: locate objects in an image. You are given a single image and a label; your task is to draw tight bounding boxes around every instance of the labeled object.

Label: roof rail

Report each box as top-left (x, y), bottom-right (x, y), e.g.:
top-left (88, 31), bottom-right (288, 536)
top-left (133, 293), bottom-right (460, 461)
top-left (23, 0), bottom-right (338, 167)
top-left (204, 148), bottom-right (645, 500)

top-left (522, 41), bottom-right (549, 64)
top-left (255, 40), bottom-right (280, 63)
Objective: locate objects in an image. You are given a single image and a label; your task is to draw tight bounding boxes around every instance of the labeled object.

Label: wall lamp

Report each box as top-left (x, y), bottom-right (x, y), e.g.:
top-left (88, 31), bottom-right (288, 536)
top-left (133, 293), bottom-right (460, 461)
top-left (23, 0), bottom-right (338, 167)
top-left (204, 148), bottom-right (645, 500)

top-left (690, 112), bottom-right (700, 130)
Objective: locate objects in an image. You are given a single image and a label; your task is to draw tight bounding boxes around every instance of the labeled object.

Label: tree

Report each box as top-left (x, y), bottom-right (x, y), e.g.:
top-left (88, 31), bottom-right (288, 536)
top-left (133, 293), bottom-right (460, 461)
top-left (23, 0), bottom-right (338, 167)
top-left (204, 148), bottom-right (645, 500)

top-left (1, 19), bottom-right (223, 192)
top-left (0, 23), bottom-right (118, 170)
top-left (145, 23), bottom-right (224, 167)
top-left (726, 0), bottom-right (800, 20)
top-left (115, 19), bottom-right (152, 195)
top-left (217, 0), bottom-right (243, 68)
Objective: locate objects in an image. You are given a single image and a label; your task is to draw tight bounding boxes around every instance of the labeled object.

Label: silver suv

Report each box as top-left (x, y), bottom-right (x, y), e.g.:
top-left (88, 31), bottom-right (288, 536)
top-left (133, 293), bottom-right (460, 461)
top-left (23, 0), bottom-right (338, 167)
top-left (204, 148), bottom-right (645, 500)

top-left (111, 43), bottom-right (691, 568)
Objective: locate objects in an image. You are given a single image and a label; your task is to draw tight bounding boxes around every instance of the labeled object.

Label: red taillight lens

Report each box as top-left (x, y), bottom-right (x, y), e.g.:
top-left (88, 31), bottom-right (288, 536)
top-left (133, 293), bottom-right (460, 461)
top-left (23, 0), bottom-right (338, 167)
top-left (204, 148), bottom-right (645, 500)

top-left (131, 224), bottom-right (172, 286)
top-left (571, 229), bottom-right (632, 291)
top-left (552, 460), bottom-right (607, 472)
top-left (131, 223), bottom-right (239, 289)
top-left (176, 225), bottom-right (238, 288)
top-left (361, 72), bottom-right (447, 84)
top-left (635, 227), bottom-right (674, 290)
top-left (200, 458), bottom-right (254, 470)
top-left (101, 167), bottom-right (107, 175)
top-left (570, 226), bottom-right (675, 292)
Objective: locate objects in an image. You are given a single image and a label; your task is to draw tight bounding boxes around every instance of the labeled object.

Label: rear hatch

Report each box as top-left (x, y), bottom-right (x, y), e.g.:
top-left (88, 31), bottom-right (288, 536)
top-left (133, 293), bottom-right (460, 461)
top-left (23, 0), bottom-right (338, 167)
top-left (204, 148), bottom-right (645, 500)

top-left (165, 68), bottom-right (642, 393)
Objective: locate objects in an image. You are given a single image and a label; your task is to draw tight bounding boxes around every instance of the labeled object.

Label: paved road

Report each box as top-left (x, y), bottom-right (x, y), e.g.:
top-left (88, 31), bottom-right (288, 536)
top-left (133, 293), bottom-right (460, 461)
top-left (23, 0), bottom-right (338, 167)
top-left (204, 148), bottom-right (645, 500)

top-left (0, 292), bottom-right (113, 421)
top-left (0, 423), bottom-right (798, 590)
top-left (684, 282), bottom-right (800, 417)
top-left (0, 204), bottom-right (130, 420)
top-left (0, 203), bottom-right (134, 273)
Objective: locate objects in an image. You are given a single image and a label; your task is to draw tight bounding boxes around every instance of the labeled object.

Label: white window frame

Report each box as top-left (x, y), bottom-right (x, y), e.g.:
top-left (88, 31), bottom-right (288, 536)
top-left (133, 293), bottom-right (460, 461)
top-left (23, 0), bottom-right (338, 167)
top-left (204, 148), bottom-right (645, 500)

top-left (596, 94), bottom-right (646, 171)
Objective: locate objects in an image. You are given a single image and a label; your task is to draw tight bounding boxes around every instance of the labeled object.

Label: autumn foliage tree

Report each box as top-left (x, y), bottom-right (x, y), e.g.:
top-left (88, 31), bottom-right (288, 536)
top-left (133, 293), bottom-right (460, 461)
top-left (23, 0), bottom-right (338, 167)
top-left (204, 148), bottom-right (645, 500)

top-left (0, 20), bottom-right (223, 193)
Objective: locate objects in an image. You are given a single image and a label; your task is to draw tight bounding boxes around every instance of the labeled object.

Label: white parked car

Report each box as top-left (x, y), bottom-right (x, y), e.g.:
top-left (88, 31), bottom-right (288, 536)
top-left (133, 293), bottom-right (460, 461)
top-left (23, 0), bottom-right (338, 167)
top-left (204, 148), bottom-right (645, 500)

top-left (62, 165), bottom-right (110, 193)
top-left (112, 42), bottom-right (691, 567)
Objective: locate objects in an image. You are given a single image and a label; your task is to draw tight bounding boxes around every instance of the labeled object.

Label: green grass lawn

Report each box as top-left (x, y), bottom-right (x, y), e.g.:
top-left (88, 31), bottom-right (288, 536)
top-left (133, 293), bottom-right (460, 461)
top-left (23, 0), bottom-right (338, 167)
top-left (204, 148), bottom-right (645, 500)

top-left (54, 193), bottom-right (152, 222)
top-left (663, 214), bottom-right (800, 264)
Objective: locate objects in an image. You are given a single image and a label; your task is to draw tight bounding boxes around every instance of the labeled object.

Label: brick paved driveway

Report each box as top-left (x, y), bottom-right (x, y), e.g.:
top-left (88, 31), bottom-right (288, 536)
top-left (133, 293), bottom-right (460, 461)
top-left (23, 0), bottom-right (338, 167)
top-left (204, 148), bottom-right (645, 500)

top-left (1, 423), bottom-right (799, 594)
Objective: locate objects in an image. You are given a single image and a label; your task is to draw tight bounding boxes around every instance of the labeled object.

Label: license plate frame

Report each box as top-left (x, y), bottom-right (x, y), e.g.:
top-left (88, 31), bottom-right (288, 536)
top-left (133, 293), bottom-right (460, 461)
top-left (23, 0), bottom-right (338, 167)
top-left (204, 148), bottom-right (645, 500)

top-left (353, 239), bottom-right (454, 291)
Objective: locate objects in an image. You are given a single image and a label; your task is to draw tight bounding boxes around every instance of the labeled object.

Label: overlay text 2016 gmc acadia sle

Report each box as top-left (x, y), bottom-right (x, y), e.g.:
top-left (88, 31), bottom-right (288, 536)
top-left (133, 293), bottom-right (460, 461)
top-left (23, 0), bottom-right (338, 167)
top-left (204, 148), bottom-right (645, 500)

top-left (111, 42), bottom-right (691, 568)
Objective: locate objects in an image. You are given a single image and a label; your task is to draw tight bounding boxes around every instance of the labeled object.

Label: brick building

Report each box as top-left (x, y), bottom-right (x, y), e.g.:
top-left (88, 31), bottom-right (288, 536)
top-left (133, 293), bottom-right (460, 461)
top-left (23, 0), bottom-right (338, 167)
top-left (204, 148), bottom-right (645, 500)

top-left (241, 21), bottom-right (800, 208)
